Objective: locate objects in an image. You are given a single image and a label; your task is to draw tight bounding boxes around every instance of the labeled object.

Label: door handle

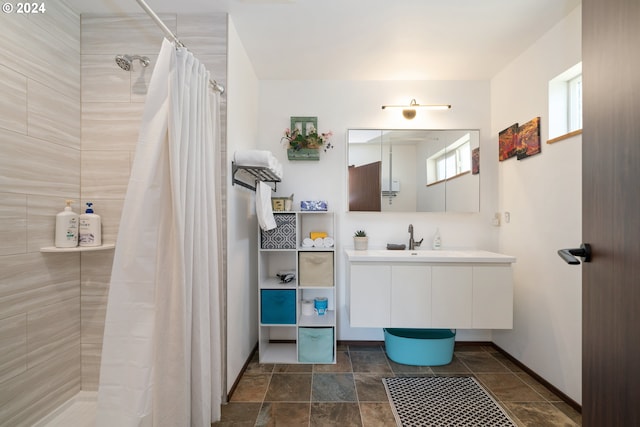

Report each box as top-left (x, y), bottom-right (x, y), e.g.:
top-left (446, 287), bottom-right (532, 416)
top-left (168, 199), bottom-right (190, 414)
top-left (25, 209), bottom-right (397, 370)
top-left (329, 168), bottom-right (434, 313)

top-left (558, 243), bottom-right (592, 265)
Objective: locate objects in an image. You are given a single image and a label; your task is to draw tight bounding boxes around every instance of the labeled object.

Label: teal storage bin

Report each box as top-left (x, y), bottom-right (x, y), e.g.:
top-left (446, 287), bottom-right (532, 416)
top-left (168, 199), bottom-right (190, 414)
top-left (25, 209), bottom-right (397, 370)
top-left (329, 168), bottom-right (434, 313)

top-left (261, 290), bottom-right (296, 324)
top-left (298, 327), bottom-right (334, 363)
top-left (384, 328), bottom-right (455, 366)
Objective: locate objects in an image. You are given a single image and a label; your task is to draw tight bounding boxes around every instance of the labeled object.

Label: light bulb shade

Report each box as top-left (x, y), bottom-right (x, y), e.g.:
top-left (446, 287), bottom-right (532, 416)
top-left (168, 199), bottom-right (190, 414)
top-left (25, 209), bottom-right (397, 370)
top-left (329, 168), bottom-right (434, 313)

top-left (402, 109), bottom-right (417, 119)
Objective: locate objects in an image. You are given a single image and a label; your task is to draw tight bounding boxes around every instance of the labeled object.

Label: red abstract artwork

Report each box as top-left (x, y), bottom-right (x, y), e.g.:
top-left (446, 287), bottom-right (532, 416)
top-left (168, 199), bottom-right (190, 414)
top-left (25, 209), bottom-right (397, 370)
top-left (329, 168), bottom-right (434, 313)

top-left (472, 147), bottom-right (480, 174)
top-left (516, 117), bottom-right (541, 160)
top-left (498, 123), bottom-right (518, 161)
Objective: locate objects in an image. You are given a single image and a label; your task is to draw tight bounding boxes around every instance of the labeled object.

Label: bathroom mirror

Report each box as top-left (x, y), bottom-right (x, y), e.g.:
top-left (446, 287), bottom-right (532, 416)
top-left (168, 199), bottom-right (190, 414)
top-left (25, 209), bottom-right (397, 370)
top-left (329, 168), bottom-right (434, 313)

top-left (347, 129), bottom-right (480, 212)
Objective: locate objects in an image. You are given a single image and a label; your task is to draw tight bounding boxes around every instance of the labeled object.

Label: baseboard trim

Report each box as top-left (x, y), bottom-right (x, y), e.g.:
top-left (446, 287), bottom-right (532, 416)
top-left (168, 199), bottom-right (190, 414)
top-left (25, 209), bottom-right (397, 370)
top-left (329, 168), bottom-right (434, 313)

top-left (226, 343), bottom-right (258, 403)
top-left (339, 340), bottom-right (385, 347)
top-left (491, 343), bottom-right (582, 413)
top-left (338, 339), bottom-right (489, 348)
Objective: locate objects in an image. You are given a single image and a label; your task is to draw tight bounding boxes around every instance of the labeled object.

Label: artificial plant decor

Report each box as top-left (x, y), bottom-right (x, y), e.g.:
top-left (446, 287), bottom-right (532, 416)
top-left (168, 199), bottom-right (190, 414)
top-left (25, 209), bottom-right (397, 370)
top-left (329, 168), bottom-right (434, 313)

top-left (353, 230), bottom-right (368, 250)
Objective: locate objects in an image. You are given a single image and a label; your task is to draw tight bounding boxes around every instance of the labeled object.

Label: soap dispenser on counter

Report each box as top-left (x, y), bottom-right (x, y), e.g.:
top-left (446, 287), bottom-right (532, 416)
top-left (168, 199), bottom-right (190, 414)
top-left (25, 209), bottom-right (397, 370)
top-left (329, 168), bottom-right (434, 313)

top-left (79, 202), bottom-right (102, 247)
top-left (432, 227), bottom-right (442, 250)
top-left (55, 200), bottom-right (79, 248)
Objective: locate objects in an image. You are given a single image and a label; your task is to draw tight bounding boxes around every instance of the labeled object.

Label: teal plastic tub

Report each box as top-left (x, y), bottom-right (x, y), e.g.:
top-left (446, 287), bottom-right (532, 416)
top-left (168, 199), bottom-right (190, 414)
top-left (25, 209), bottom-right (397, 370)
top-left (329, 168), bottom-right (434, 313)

top-left (384, 328), bottom-right (455, 366)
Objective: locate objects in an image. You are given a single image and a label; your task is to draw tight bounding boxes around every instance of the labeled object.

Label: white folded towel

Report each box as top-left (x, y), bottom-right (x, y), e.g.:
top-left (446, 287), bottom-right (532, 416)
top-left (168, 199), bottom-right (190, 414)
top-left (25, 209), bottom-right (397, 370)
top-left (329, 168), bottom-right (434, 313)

top-left (234, 150), bottom-right (283, 179)
top-left (234, 150), bottom-right (272, 167)
top-left (256, 181), bottom-right (276, 231)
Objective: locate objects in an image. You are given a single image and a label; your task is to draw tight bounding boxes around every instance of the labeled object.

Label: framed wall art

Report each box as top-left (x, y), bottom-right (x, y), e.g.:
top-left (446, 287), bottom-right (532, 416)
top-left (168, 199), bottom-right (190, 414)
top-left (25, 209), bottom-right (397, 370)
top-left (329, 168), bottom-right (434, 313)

top-left (516, 117), bottom-right (541, 160)
top-left (472, 147), bottom-right (480, 174)
top-left (499, 123), bottom-right (518, 161)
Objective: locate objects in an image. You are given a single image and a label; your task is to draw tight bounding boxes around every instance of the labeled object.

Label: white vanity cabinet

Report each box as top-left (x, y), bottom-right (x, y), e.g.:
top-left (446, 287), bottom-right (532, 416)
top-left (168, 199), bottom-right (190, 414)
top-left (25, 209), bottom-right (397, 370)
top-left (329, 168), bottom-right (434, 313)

top-left (472, 265), bottom-right (514, 328)
top-left (346, 250), bottom-right (515, 330)
top-left (349, 264), bottom-right (391, 327)
top-left (349, 264), bottom-right (433, 327)
top-left (391, 265), bottom-right (432, 327)
top-left (431, 266), bottom-right (473, 328)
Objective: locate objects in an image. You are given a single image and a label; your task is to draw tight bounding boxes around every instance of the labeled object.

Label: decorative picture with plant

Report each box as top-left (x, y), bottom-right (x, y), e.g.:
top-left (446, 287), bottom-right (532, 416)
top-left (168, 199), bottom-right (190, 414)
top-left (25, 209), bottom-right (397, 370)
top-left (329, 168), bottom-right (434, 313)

top-left (282, 116), bottom-right (333, 160)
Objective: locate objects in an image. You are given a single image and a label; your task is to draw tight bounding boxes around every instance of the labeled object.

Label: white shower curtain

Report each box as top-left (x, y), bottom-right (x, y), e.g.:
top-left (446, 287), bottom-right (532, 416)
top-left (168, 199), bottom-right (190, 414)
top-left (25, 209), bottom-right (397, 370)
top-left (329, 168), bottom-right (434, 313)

top-left (96, 39), bottom-right (222, 426)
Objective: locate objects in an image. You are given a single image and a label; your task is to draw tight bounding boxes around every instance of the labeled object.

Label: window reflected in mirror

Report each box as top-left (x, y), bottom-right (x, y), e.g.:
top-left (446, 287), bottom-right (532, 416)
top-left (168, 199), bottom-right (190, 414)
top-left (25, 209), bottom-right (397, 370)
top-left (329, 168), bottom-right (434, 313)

top-left (347, 129), bottom-right (480, 213)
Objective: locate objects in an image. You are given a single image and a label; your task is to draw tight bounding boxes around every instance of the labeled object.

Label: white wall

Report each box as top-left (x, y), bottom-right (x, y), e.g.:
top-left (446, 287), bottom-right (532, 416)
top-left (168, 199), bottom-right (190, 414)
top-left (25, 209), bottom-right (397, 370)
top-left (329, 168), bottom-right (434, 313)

top-left (226, 18), bottom-right (260, 393)
top-left (256, 80), bottom-right (496, 342)
top-left (491, 6), bottom-right (582, 404)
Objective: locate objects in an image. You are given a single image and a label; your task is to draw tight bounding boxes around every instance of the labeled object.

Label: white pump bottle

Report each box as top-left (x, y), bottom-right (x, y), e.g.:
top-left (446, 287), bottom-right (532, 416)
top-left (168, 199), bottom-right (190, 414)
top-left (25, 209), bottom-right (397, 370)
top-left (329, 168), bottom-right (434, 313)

top-left (55, 200), bottom-right (79, 248)
top-left (79, 202), bottom-right (102, 247)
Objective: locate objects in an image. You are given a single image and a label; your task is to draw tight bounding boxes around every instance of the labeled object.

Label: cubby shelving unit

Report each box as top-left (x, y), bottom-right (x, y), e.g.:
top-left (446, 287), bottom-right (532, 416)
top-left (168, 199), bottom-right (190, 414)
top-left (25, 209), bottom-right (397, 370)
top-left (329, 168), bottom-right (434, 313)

top-left (258, 211), bottom-right (336, 364)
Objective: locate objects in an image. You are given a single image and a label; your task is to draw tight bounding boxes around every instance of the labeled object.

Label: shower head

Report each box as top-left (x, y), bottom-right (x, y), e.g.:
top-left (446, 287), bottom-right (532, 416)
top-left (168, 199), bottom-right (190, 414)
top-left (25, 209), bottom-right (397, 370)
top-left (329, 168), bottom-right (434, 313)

top-left (115, 54), bottom-right (150, 71)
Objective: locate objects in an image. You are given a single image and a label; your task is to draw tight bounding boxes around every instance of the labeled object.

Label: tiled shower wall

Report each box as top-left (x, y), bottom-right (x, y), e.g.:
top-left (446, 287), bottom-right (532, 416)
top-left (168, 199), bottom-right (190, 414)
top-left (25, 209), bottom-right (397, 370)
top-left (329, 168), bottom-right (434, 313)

top-left (0, 4), bottom-right (82, 426)
top-left (0, 4), bottom-right (228, 424)
top-left (79, 13), bottom-right (228, 390)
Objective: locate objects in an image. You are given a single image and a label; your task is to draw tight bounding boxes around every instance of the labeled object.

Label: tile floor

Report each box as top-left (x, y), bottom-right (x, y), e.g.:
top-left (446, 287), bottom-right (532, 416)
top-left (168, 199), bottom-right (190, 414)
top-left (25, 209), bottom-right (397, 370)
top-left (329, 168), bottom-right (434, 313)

top-left (215, 343), bottom-right (582, 427)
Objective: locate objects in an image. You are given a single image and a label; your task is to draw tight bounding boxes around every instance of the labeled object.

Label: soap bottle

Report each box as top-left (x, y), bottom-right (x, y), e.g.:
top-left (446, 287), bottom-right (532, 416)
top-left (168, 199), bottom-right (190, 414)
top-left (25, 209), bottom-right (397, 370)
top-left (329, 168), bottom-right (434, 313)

top-left (432, 227), bottom-right (442, 250)
top-left (55, 200), bottom-right (79, 248)
top-left (79, 202), bottom-right (102, 247)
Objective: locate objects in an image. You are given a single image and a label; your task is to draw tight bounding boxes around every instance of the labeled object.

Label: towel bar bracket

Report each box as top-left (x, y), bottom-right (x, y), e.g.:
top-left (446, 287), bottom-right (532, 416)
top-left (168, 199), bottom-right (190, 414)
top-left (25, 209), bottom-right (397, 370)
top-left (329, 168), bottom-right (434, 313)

top-left (232, 162), bottom-right (280, 192)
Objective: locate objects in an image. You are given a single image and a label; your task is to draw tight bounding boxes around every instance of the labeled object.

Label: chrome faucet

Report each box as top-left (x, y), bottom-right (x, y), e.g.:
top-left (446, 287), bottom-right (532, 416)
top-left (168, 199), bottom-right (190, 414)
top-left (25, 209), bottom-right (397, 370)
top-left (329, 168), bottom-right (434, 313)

top-left (408, 224), bottom-right (423, 250)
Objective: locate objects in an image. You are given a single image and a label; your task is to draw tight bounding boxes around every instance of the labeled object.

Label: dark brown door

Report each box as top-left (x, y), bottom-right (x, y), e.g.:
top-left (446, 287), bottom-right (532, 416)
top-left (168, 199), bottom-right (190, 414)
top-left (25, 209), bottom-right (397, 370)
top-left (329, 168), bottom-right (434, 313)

top-left (348, 161), bottom-right (381, 211)
top-left (583, 0), bottom-right (640, 424)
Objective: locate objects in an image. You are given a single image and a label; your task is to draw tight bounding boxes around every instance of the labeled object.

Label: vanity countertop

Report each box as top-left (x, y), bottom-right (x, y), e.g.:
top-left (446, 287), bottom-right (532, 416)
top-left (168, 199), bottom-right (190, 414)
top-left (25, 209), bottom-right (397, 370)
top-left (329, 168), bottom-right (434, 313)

top-left (345, 249), bottom-right (516, 264)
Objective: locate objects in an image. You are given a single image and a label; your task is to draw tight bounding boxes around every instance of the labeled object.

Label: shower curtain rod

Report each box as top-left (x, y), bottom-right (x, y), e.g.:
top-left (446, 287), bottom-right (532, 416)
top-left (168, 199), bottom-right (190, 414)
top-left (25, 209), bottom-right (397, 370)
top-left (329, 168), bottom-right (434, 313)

top-left (134, 0), bottom-right (226, 94)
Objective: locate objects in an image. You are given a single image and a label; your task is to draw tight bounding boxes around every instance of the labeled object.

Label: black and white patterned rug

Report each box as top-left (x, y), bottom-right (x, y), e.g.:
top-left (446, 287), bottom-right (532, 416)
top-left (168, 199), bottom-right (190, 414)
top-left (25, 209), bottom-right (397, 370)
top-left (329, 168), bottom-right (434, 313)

top-left (383, 376), bottom-right (516, 427)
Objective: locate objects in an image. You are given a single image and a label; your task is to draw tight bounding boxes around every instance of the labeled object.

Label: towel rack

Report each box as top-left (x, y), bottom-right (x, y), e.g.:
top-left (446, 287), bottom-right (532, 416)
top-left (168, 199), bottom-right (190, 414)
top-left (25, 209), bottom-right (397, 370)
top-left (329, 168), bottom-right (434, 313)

top-left (231, 162), bottom-right (280, 192)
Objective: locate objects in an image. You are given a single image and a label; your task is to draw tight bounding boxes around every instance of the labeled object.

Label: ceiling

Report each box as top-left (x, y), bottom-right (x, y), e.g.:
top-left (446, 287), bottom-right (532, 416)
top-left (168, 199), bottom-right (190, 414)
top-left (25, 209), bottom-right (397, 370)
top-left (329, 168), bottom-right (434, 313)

top-left (64, 0), bottom-right (581, 80)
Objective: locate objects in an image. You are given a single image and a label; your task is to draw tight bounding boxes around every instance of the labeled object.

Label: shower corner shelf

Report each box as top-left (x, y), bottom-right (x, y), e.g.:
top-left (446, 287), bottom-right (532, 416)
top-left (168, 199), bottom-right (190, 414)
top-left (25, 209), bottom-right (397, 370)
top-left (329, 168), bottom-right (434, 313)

top-left (232, 161), bottom-right (280, 192)
top-left (40, 243), bottom-right (116, 253)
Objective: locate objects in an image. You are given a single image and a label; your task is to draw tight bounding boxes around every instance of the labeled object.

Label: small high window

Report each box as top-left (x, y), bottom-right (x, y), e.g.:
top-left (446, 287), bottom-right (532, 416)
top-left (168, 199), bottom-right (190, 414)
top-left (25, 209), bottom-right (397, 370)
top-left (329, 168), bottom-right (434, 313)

top-left (549, 63), bottom-right (582, 140)
top-left (427, 134), bottom-right (471, 185)
top-left (567, 73), bottom-right (582, 132)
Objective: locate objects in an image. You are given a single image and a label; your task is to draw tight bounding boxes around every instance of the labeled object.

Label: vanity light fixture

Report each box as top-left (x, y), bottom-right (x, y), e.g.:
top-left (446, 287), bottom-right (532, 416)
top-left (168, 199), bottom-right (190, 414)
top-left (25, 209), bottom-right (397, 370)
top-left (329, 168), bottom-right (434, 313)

top-left (381, 99), bottom-right (452, 120)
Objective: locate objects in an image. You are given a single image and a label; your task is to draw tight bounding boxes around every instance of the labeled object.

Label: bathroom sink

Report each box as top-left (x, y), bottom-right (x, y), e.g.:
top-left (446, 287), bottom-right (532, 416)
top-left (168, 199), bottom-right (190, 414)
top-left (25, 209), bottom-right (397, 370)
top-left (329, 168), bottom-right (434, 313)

top-left (345, 249), bottom-right (516, 263)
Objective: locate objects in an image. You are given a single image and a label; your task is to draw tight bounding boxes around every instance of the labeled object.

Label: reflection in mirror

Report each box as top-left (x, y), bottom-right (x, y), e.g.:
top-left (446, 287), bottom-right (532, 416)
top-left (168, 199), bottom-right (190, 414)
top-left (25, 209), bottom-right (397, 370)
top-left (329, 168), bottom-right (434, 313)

top-left (347, 129), bottom-right (480, 212)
